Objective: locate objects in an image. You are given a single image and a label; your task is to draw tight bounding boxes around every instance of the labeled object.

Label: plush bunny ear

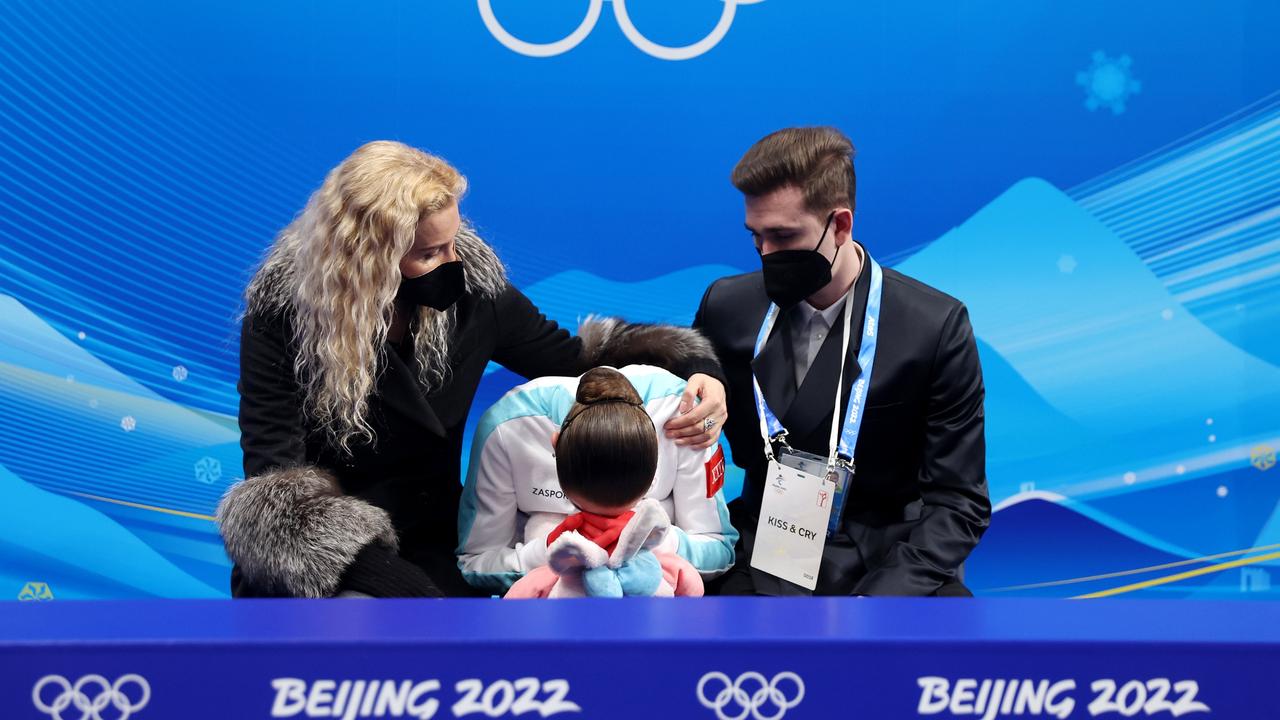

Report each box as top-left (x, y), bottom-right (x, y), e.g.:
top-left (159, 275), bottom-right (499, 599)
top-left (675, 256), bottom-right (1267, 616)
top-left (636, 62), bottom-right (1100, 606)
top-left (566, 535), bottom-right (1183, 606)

top-left (609, 499), bottom-right (671, 568)
top-left (547, 532), bottom-right (609, 576)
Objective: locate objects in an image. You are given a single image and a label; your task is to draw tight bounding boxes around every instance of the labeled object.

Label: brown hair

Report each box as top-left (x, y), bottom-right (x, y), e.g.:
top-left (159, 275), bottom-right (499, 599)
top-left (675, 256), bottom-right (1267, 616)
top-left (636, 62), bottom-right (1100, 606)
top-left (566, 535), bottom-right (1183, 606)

top-left (556, 368), bottom-right (658, 509)
top-left (730, 126), bottom-right (856, 215)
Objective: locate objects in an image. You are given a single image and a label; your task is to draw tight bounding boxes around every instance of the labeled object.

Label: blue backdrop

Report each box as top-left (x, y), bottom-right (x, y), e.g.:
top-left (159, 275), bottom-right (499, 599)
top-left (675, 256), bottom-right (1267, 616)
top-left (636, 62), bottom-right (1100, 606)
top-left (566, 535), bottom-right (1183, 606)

top-left (1, 0), bottom-right (1277, 600)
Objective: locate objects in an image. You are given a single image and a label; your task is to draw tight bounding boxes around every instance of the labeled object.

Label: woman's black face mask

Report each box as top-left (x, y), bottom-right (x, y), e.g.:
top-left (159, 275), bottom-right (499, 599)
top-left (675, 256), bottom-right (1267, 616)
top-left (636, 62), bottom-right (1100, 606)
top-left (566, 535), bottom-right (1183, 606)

top-left (398, 261), bottom-right (465, 311)
top-left (759, 211), bottom-right (838, 309)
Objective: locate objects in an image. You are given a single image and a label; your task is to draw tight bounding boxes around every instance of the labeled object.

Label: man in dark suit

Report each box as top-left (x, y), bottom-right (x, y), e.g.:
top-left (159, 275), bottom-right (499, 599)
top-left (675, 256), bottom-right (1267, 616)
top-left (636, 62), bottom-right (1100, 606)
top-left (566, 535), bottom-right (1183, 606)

top-left (696, 127), bottom-right (990, 596)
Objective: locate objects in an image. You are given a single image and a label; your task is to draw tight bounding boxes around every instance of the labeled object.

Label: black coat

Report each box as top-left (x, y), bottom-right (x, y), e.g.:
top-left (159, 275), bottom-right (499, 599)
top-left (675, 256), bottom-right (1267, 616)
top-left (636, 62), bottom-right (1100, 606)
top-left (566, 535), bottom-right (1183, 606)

top-left (694, 250), bottom-right (991, 596)
top-left (232, 283), bottom-right (720, 597)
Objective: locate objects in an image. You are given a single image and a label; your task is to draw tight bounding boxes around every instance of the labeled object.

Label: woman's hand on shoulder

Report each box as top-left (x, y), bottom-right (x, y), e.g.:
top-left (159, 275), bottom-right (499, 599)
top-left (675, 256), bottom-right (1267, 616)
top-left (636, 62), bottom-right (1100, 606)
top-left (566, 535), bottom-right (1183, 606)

top-left (662, 373), bottom-right (727, 450)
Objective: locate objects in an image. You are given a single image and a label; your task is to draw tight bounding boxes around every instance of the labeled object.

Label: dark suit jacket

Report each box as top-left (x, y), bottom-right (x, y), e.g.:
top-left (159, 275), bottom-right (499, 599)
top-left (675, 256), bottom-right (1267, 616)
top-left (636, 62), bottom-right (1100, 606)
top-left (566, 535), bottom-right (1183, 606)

top-left (694, 249), bottom-right (990, 596)
top-left (235, 283), bottom-right (720, 596)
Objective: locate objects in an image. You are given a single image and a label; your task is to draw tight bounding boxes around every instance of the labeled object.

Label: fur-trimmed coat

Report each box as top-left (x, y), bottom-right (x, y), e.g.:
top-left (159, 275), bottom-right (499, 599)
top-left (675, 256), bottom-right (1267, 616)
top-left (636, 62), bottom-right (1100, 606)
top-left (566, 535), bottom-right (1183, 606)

top-left (218, 230), bottom-right (724, 598)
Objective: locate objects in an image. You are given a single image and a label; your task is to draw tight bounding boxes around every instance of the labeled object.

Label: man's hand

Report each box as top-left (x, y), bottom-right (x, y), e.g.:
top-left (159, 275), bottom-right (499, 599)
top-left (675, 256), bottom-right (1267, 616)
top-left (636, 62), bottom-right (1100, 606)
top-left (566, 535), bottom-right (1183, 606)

top-left (663, 373), bottom-right (728, 449)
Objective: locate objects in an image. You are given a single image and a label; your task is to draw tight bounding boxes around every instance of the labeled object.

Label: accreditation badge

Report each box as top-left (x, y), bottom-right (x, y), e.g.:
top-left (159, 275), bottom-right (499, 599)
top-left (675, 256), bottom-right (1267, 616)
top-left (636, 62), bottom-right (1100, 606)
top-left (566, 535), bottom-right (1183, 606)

top-left (777, 446), bottom-right (852, 538)
top-left (750, 456), bottom-right (839, 590)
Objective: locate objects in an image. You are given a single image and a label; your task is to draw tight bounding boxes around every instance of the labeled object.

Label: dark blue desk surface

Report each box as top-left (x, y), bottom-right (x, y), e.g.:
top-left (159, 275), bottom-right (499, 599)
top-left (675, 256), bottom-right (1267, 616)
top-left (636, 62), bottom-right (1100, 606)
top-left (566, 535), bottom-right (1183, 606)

top-left (4, 599), bottom-right (1278, 719)
top-left (2, 597), bottom-right (1277, 645)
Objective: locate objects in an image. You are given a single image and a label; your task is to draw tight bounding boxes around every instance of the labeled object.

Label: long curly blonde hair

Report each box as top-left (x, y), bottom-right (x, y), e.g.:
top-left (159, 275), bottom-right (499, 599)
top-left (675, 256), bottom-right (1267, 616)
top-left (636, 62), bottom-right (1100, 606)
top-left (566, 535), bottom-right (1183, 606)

top-left (244, 141), bottom-right (506, 453)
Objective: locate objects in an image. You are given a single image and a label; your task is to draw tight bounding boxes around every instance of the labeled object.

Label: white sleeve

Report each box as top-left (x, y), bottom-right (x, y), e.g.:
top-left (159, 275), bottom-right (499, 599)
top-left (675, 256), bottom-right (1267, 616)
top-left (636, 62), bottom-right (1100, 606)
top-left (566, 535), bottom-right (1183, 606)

top-left (667, 442), bottom-right (739, 578)
top-left (456, 423), bottom-right (543, 593)
top-left (517, 511), bottom-right (564, 570)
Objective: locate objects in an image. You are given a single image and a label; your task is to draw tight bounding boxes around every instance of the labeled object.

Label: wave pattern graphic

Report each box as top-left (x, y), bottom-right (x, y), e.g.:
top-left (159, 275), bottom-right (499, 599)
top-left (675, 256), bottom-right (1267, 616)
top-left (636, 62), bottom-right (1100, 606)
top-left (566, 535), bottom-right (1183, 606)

top-left (1070, 92), bottom-right (1280, 367)
top-left (0, 462), bottom-right (222, 598)
top-left (0, 292), bottom-right (238, 596)
top-left (969, 495), bottom-right (1280, 599)
top-left (0, 0), bottom-right (316, 417)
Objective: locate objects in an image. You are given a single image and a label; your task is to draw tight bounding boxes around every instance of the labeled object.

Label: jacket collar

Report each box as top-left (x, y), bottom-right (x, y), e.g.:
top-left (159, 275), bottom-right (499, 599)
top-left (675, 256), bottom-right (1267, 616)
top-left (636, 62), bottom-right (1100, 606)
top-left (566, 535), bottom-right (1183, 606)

top-left (751, 242), bottom-right (873, 445)
top-left (379, 344), bottom-right (448, 438)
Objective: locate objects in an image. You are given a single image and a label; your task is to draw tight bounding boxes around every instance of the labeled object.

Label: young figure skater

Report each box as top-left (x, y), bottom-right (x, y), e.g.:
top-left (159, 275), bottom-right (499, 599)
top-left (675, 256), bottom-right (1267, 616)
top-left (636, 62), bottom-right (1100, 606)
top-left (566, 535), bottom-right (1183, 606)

top-left (504, 368), bottom-right (705, 598)
top-left (458, 364), bottom-right (737, 594)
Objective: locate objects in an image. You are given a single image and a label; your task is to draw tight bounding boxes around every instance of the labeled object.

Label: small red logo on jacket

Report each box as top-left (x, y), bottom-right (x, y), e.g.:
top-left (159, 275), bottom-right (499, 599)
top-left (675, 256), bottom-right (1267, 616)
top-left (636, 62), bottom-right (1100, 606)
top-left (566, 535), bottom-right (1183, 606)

top-left (705, 446), bottom-right (726, 498)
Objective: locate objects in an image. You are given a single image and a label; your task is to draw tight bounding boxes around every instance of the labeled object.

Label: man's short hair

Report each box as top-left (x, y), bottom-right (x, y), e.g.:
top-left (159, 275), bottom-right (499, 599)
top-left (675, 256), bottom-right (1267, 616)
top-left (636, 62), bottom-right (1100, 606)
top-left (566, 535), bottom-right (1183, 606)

top-left (731, 126), bottom-right (857, 215)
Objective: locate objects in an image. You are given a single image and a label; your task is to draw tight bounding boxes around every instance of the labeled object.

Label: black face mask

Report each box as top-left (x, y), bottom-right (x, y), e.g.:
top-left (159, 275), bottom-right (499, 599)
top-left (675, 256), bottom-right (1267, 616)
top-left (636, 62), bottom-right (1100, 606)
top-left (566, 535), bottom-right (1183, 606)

top-left (759, 211), bottom-right (839, 309)
top-left (398, 261), bottom-right (465, 311)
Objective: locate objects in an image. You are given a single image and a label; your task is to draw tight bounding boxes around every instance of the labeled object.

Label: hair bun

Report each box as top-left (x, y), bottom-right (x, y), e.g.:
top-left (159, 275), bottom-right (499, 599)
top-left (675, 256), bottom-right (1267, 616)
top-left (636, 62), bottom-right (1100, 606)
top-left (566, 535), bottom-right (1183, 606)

top-left (557, 367), bottom-right (658, 510)
top-left (575, 367), bottom-right (644, 406)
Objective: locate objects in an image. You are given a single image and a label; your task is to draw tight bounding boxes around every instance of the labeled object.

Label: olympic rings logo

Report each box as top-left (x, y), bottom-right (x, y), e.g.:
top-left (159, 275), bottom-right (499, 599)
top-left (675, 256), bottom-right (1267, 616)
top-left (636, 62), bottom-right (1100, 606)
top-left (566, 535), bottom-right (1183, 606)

top-left (33, 674), bottom-right (151, 720)
top-left (478, 0), bottom-right (765, 61)
top-left (696, 671), bottom-right (805, 720)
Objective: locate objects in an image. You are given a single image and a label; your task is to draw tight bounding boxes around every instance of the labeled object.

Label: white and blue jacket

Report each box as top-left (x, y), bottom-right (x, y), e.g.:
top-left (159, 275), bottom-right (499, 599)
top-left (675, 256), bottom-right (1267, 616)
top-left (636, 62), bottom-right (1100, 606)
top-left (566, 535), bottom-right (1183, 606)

top-left (457, 365), bottom-right (738, 593)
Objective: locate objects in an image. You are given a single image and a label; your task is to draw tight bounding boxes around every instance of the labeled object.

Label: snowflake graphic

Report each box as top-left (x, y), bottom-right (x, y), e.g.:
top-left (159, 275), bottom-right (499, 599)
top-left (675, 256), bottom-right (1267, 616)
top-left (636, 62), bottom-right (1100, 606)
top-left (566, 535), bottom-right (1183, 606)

top-left (120, 415), bottom-right (137, 432)
top-left (1254, 445), bottom-right (1276, 472)
top-left (1077, 50), bottom-right (1141, 114)
top-left (172, 365), bottom-right (189, 382)
top-left (194, 456), bottom-right (222, 484)
top-left (1057, 254), bottom-right (1078, 274)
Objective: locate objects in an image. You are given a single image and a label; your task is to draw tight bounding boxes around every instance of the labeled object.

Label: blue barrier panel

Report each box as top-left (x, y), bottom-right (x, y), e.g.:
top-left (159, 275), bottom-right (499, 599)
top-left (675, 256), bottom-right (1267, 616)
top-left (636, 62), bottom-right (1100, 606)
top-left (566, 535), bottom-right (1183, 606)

top-left (2, 598), bottom-right (1277, 718)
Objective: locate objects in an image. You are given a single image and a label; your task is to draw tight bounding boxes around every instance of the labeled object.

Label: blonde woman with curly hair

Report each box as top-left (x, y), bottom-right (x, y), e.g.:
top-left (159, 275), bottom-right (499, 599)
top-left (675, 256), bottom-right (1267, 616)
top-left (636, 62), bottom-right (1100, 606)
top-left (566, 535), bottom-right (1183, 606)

top-left (217, 141), bottom-right (727, 598)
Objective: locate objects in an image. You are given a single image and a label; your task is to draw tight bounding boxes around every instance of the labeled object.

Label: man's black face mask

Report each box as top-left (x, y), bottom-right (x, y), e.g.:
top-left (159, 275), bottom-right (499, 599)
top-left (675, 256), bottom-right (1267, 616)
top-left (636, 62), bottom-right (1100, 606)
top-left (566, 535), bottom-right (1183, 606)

top-left (759, 211), bottom-right (838, 309)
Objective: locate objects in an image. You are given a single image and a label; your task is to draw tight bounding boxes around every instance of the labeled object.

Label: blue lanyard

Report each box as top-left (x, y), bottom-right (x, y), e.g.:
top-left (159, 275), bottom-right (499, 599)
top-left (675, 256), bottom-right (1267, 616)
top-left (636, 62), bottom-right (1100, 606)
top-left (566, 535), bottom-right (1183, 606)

top-left (751, 254), bottom-right (883, 469)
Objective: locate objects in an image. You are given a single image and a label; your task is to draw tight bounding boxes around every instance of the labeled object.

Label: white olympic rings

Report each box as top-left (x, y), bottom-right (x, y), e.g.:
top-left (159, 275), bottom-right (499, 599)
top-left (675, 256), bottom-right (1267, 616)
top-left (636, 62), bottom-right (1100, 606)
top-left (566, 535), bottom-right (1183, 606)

top-left (32, 674), bottom-right (151, 720)
top-left (478, 0), bottom-right (765, 61)
top-left (696, 671), bottom-right (805, 720)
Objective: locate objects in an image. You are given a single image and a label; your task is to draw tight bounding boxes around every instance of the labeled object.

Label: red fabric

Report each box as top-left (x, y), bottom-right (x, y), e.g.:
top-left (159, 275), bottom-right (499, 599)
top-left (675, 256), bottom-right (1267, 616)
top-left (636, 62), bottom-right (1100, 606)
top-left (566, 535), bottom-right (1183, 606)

top-left (705, 446), bottom-right (726, 498)
top-left (546, 510), bottom-right (636, 555)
